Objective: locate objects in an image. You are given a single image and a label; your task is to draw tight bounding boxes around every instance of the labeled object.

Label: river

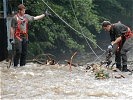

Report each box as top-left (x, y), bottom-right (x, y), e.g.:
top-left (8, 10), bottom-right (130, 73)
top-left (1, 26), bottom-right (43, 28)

top-left (0, 60), bottom-right (132, 100)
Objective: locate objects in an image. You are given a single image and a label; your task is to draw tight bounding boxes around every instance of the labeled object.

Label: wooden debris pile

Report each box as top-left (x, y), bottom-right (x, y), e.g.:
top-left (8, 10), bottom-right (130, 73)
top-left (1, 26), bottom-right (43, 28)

top-left (85, 62), bottom-right (132, 79)
top-left (27, 53), bottom-right (56, 65)
top-left (86, 63), bottom-right (110, 79)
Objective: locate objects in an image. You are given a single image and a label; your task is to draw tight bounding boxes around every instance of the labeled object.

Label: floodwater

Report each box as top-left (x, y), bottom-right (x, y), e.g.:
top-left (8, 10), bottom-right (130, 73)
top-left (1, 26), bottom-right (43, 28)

top-left (0, 61), bottom-right (133, 100)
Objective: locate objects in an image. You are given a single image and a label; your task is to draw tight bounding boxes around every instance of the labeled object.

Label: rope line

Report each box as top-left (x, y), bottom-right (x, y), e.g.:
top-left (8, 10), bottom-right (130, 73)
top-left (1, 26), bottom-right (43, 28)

top-left (92, 50), bottom-right (106, 63)
top-left (69, 1), bottom-right (104, 51)
top-left (41, 0), bottom-right (104, 52)
top-left (69, 0), bottom-right (99, 58)
top-left (41, 0), bottom-right (106, 62)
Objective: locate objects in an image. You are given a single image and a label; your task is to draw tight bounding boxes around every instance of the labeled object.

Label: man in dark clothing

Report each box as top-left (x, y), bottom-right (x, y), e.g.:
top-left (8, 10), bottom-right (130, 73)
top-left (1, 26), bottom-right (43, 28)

top-left (10, 4), bottom-right (50, 67)
top-left (102, 21), bottom-right (133, 72)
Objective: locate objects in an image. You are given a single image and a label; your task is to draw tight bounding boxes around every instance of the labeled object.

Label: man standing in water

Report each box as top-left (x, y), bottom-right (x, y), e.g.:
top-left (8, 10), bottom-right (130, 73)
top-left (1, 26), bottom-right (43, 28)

top-left (10, 4), bottom-right (50, 67)
top-left (102, 21), bottom-right (133, 72)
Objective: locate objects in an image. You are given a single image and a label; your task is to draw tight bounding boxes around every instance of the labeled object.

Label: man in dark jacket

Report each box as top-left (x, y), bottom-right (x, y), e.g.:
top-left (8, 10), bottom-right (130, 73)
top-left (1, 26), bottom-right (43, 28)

top-left (102, 21), bottom-right (133, 72)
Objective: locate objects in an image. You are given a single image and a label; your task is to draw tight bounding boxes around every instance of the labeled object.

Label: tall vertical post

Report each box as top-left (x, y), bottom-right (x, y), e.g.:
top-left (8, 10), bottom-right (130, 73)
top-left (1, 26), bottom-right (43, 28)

top-left (3, 0), bottom-right (7, 19)
top-left (22, 0), bottom-right (23, 4)
top-left (0, 0), bottom-right (8, 61)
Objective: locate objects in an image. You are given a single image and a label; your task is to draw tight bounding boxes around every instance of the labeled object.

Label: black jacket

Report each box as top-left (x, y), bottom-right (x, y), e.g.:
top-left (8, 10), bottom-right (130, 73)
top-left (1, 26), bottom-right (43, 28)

top-left (109, 22), bottom-right (128, 42)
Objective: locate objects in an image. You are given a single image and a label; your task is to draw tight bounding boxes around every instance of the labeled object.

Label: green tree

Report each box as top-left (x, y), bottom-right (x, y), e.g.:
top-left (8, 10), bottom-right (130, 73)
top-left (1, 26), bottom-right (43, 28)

top-left (24, 0), bottom-right (101, 58)
top-left (93, 0), bottom-right (133, 27)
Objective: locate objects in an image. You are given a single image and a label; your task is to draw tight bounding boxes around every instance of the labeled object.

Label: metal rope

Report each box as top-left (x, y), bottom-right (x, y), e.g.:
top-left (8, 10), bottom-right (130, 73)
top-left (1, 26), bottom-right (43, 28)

top-left (41, 0), bottom-right (105, 52)
top-left (69, 0), bottom-right (99, 58)
top-left (41, 0), bottom-right (106, 62)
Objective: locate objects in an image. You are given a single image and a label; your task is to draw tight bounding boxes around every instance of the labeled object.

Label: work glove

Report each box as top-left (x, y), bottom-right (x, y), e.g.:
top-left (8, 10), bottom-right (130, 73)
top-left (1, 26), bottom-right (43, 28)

top-left (9, 39), bottom-right (14, 44)
top-left (107, 44), bottom-right (113, 51)
top-left (44, 9), bottom-right (51, 16)
top-left (108, 44), bottom-right (113, 50)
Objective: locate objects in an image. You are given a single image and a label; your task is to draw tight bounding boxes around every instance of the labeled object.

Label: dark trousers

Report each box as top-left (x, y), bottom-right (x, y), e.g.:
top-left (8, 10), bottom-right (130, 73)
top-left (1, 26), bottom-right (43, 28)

top-left (14, 38), bottom-right (28, 67)
top-left (115, 51), bottom-right (122, 67)
top-left (115, 37), bottom-right (133, 69)
top-left (120, 37), bottom-right (133, 65)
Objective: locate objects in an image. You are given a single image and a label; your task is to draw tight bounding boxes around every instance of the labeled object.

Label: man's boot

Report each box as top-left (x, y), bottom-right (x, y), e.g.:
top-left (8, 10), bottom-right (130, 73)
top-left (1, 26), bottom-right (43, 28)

top-left (122, 65), bottom-right (128, 72)
top-left (116, 64), bottom-right (122, 71)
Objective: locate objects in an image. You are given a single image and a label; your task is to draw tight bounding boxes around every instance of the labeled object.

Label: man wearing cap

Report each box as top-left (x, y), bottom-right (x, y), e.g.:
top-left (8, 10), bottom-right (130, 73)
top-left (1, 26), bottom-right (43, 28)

top-left (102, 21), bottom-right (133, 72)
top-left (10, 4), bottom-right (50, 67)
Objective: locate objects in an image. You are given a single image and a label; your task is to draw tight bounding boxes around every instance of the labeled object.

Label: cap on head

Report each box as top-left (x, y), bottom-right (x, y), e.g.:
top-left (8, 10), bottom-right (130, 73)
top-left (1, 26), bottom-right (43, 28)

top-left (18, 4), bottom-right (26, 10)
top-left (102, 21), bottom-right (111, 27)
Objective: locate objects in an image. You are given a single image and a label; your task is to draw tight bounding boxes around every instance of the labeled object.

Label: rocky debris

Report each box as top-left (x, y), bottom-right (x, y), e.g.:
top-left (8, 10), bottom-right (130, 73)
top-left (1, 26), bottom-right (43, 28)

top-left (85, 62), bottom-right (132, 79)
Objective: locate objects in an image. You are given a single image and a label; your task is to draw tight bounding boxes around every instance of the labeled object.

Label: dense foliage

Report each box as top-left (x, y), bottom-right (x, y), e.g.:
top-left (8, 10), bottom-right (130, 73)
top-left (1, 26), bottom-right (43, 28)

top-left (93, 0), bottom-right (133, 27)
top-left (20, 0), bottom-right (132, 58)
top-left (24, 0), bottom-right (100, 58)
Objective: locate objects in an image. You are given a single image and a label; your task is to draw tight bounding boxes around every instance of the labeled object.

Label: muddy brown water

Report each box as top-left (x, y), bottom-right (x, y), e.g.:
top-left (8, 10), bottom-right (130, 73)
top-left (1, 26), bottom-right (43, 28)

top-left (0, 60), bottom-right (132, 100)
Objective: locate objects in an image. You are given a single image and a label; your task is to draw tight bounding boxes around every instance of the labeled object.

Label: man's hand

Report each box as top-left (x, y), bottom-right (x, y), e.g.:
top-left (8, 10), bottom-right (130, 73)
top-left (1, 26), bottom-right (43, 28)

top-left (9, 39), bottom-right (14, 44)
top-left (44, 9), bottom-right (51, 16)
